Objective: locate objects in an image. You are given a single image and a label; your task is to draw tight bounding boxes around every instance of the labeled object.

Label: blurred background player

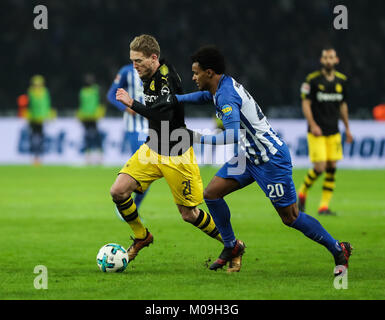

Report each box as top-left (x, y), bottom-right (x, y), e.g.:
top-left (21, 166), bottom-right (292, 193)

top-left (77, 73), bottom-right (105, 165)
top-left (298, 47), bottom-right (353, 215)
top-left (107, 62), bottom-right (149, 208)
top-left (26, 75), bottom-right (53, 166)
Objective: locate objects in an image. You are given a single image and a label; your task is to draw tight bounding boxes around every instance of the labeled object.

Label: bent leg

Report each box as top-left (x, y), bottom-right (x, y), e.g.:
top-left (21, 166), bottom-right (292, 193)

top-left (110, 172), bottom-right (139, 202)
top-left (204, 176), bottom-right (241, 248)
top-left (276, 203), bottom-right (341, 256)
top-left (319, 161), bottom-right (337, 212)
top-left (298, 133), bottom-right (327, 210)
top-left (177, 204), bottom-right (222, 242)
top-left (110, 173), bottom-right (147, 239)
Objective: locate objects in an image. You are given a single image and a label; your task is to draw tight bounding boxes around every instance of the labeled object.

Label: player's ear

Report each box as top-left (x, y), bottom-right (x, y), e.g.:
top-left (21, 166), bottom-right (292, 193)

top-left (151, 53), bottom-right (158, 61)
top-left (335, 56), bottom-right (340, 65)
top-left (207, 69), bottom-right (214, 78)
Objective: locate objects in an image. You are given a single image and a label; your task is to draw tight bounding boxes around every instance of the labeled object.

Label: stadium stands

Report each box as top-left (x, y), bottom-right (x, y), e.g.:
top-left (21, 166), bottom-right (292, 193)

top-left (2, 0), bottom-right (384, 117)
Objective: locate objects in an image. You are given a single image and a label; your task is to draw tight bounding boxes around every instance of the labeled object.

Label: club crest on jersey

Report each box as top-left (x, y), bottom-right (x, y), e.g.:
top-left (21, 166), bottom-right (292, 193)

top-left (301, 82), bottom-right (310, 94)
top-left (335, 83), bottom-right (343, 93)
top-left (221, 105), bottom-right (232, 116)
top-left (150, 80), bottom-right (155, 91)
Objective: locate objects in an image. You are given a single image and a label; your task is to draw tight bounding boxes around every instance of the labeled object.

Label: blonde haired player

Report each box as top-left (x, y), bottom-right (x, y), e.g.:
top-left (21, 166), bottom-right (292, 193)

top-left (111, 35), bottom-right (223, 264)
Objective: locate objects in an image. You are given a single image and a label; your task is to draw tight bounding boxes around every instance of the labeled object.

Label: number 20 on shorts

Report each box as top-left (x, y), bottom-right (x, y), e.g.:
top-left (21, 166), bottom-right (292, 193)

top-left (267, 183), bottom-right (284, 198)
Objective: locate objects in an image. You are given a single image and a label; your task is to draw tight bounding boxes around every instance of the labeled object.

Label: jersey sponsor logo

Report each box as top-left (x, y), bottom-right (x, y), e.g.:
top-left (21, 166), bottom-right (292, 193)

top-left (300, 82), bottom-right (310, 94)
top-left (114, 73), bottom-right (121, 84)
top-left (144, 94), bottom-right (158, 103)
top-left (161, 85), bottom-right (170, 95)
top-left (316, 92), bottom-right (343, 102)
top-left (335, 83), bottom-right (343, 93)
top-left (221, 105), bottom-right (232, 116)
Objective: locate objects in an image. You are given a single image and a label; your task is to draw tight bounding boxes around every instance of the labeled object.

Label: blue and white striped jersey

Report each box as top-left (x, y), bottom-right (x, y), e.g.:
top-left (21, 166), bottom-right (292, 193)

top-left (107, 64), bottom-right (148, 133)
top-left (214, 75), bottom-right (284, 164)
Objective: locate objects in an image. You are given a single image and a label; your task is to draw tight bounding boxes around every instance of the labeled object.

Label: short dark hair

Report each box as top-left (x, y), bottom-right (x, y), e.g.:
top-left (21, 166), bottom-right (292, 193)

top-left (191, 45), bottom-right (225, 74)
top-left (322, 45), bottom-right (337, 53)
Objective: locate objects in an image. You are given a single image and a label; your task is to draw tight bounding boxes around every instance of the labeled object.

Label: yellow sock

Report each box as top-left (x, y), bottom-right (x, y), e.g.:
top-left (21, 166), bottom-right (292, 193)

top-left (319, 169), bottom-right (336, 210)
top-left (115, 196), bottom-right (147, 239)
top-left (299, 168), bottom-right (321, 195)
top-left (193, 209), bottom-right (223, 243)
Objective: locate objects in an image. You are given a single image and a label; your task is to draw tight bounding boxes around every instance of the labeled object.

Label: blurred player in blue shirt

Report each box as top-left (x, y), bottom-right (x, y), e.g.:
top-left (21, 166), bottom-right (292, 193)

top-left (171, 46), bottom-right (352, 276)
top-left (107, 63), bottom-right (149, 208)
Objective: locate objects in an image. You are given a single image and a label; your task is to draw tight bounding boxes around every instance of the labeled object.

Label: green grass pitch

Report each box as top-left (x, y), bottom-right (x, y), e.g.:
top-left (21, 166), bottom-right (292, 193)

top-left (0, 165), bottom-right (384, 300)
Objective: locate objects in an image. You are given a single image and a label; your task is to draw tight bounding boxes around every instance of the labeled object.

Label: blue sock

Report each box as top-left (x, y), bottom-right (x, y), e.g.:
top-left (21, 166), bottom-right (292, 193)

top-left (134, 189), bottom-right (149, 209)
top-left (204, 198), bottom-right (236, 248)
top-left (290, 211), bottom-right (341, 256)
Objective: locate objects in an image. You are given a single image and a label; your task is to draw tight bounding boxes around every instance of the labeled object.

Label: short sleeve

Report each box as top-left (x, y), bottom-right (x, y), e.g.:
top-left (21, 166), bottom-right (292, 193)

top-left (342, 80), bottom-right (348, 102)
top-left (216, 92), bottom-right (241, 126)
top-left (300, 80), bottom-right (312, 100)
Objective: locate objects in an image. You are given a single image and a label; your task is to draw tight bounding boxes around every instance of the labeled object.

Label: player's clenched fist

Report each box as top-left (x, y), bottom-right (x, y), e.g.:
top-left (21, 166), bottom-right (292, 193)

top-left (116, 88), bottom-right (134, 107)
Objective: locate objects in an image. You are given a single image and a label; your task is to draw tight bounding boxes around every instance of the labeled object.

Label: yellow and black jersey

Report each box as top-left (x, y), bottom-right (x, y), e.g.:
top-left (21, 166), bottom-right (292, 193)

top-left (131, 59), bottom-right (192, 156)
top-left (300, 70), bottom-right (348, 136)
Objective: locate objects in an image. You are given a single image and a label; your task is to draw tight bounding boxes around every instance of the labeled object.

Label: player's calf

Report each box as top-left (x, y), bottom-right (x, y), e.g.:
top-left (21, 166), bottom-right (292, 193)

top-left (276, 203), bottom-right (299, 226)
top-left (179, 206), bottom-right (223, 243)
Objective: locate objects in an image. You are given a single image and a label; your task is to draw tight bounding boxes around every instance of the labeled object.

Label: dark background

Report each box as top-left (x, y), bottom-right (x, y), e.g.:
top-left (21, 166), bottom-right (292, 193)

top-left (1, 0), bottom-right (384, 117)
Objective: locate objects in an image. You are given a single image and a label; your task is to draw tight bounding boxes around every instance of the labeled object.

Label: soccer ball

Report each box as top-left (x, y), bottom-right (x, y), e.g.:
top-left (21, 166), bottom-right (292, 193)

top-left (96, 243), bottom-right (129, 272)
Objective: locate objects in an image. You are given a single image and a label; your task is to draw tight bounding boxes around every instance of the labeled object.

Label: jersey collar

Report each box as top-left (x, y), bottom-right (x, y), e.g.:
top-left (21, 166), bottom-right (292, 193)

top-left (214, 74), bottom-right (226, 99)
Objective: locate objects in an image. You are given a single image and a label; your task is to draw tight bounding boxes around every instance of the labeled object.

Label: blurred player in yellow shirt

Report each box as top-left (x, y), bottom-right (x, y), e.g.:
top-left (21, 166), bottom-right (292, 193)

top-left (298, 47), bottom-right (353, 215)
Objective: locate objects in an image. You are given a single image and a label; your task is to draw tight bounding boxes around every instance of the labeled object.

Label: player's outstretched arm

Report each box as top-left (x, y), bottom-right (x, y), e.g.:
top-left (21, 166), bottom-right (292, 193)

top-left (193, 121), bottom-right (240, 145)
top-left (150, 91), bottom-right (213, 112)
top-left (116, 88), bottom-right (172, 121)
top-left (175, 91), bottom-right (213, 104)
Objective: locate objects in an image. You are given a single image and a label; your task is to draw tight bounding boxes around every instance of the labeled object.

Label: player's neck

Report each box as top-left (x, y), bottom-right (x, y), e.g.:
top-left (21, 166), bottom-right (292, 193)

top-left (149, 60), bottom-right (161, 79)
top-left (321, 68), bottom-right (335, 81)
top-left (209, 74), bottom-right (223, 95)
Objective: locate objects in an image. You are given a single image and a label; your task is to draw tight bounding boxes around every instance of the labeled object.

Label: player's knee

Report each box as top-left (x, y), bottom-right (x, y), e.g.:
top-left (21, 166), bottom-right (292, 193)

top-left (110, 184), bottom-right (131, 202)
top-left (178, 206), bottom-right (198, 224)
top-left (181, 212), bottom-right (195, 223)
top-left (278, 204), bottom-right (299, 226)
top-left (203, 187), bottom-right (220, 200)
top-left (313, 163), bottom-right (326, 174)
